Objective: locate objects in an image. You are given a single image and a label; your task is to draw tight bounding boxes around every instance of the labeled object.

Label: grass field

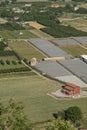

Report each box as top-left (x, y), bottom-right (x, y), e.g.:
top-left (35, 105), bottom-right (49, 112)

top-left (0, 56), bottom-right (25, 70)
top-left (60, 45), bottom-right (87, 57)
top-left (83, 44), bottom-right (87, 48)
top-left (60, 17), bottom-right (87, 32)
top-left (0, 30), bottom-right (38, 39)
top-left (0, 75), bottom-right (87, 125)
top-left (79, 2), bottom-right (87, 9)
top-left (29, 29), bottom-right (53, 38)
top-left (29, 22), bottom-right (45, 30)
top-left (8, 40), bottom-right (45, 59)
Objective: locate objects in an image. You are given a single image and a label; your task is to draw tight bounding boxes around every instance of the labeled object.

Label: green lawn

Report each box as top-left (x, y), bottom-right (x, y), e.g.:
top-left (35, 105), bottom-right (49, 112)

top-left (60, 45), bottom-right (87, 57)
top-left (0, 30), bottom-right (38, 39)
top-left (0, 75), bottom-right (87, 124)
top-left (8, 41), bottom-right (45, 59)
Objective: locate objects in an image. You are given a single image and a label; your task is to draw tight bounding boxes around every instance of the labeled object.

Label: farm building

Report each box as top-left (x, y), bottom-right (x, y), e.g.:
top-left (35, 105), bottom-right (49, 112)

top-left (61, 83), bottom-right (80, 96)
top-left (80, 55), bottom-right (87, 63)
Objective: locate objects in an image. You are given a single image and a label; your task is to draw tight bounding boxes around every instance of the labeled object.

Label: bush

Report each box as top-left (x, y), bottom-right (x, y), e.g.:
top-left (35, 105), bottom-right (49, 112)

top-left (0, 41), bottom-right (7, 51)
top-left (12, 60), bottom-right (17, 65)
top-left (18, 61), bottom-right (22, 64)
top-left (65, 106), bottom-right (82, 124)
top-left (6, 60), bottom-right (10, 65)
top-left (0, 59), bottom-right (5, 65)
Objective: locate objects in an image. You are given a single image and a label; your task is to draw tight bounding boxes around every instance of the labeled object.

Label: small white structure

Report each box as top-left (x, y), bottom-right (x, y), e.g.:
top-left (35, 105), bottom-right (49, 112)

top-left (19, 32), bottom-right (23, 35)
top-left (80, 55), bottom-right (87, 63)
top-left (24, 4), bottom-right (32, 7)
top-left (29, 58), bottom-right (37, 66)
top-left (74, 6), bottom-right (79, 11)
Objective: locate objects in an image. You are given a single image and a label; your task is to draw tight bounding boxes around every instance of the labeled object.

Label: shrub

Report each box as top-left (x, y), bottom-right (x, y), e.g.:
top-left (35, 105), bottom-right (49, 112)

top-left (6, 60), bottom-right (10, 65)
top-left (12, 60), bottom-right (17, 65)
top-left (18, 61), bottom-right (22, 64)
top-left (0, 59), bottom-right (5, 65)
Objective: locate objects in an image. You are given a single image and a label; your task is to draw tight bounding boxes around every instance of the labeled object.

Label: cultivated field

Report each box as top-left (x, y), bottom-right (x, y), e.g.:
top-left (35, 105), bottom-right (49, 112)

top-left (29, 29), bottom-right (53, 38)
top-left (0, 75), bottom-right (87, 124)
top-left (60, 45), bottom-right (87, 57)
top-left (60, 17), bottom-right (87, 32)
top-left (0, 30), bottom-right (38, 39)
top-left (79, 2), bottom-right (87, 9)
top-left (8, 40), bottom-right (45, 59)
top-left (29, 22), bottom-right (45, 30)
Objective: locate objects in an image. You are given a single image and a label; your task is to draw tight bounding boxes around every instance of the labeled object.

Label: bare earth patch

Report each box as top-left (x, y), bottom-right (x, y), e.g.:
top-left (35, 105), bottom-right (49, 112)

top-left (29, 21), bottom-right (45, 29)
top-left (0, 18), bottom-right (7, 24)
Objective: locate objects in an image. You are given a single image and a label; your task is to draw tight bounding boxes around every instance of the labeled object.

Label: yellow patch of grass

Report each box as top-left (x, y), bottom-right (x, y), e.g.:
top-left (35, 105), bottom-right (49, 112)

top-left (29, 21), bottom-right (45, 30)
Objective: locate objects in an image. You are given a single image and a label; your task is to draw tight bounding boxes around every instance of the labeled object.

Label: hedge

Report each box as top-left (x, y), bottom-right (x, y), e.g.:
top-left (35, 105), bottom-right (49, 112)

top-left (0, 67), bottom-right (31, 73)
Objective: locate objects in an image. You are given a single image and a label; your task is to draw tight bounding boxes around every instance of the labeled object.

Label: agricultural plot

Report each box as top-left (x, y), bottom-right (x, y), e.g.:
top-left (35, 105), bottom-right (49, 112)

top-left (79, 3), bottom-right (87, 9)
top-left (35, 60), bottom-right (71, 77)
top-left (59, 59), bottom-right (87, 83)
top-left (0, 30), bottom-right (38, 39)
top-left (29, 39), bottom-right (70, 58)
top-left (29, 22), bottom-right (45, 30)
top-left (8, 40), bottom-right (45, 59)
top-left (73, 36), bottom-right (87, 44)
top-left (60, 45), bottom-right (87, 57)
top-left (35, 60), bottom-right (87, 87)
top-left (83, 44), bottom-right (87, 48)
top-left (52, 38), bottom-right (78, 46)
top-left (60, 18), bottom-right (87, 32)
top-left (0, 75), bottom-right (87, 123)
top-left (56, 75), bottom-right (87, 88)
top-left (29, 29), bottom-right (53, 38)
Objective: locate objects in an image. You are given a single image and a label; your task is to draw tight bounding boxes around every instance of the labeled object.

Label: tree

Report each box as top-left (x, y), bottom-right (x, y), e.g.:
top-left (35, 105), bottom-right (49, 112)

top-left (65, 106), bottom-right (82, 125)
top-left (0, 99), bottom-right (32, 130)
top-left (46, 118), bottom-right (76, 130)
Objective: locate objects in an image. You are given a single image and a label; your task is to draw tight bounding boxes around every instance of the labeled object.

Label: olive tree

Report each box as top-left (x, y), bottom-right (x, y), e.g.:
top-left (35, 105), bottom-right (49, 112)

top-left (46, 118), bottom-right (76, 130)
top-left (0, 99), bottom-right (32, 130)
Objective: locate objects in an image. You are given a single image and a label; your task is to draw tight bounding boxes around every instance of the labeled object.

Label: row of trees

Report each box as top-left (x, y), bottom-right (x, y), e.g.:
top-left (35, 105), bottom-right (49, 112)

top-left (41, 24), bottom-right (87, 38)
top-left (0, 22), bottom-right (25, 31)
top-left (0, 59), bottom-right (21, 65)
top-left (0, 67), bottom-right (30, 73)
top-left (0, 50), bottom-right (21, 60)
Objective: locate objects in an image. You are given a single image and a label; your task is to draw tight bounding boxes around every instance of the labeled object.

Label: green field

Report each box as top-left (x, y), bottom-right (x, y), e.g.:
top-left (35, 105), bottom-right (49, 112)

top-left (8, 40), bottom-right (45, 59)
top-left (60, 45), bottom-right (87, 57)
top-left (0, 30), bottom-right (38, 39)
top-left (0, 75), bottom-right (87, 124)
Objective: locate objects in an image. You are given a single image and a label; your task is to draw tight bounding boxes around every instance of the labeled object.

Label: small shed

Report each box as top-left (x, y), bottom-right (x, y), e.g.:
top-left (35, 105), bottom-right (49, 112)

top-left (61, 83), bottom-right (80, 96)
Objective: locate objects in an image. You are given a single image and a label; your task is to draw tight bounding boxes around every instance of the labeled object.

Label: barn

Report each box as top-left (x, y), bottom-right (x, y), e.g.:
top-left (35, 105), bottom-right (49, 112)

top-left (61, 83), bottom-right (80, 96)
